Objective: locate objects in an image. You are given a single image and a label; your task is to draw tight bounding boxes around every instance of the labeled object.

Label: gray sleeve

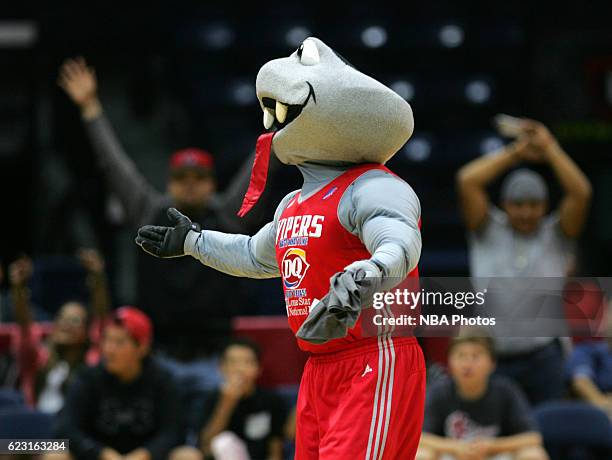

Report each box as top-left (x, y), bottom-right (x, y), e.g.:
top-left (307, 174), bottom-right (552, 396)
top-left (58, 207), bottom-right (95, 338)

top-left (183, 191), bottom-right (298, 278)
top-left (339, 171), bottom-right (422, 280)
top-left (85, 114), bottom-right (162, 226)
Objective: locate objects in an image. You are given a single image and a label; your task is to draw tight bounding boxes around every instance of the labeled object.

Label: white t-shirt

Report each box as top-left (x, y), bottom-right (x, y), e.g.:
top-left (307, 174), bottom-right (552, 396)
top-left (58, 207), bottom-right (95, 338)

top-left (36, 361), bottom-right (70, 414)
top-left (469, 207), bottom-right (573, 278)
top-left (468, 207), bottom-right (575, 354)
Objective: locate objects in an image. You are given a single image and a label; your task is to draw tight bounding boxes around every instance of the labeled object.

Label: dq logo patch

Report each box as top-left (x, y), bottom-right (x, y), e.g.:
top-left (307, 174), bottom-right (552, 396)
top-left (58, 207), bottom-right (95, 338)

top-left (282, 248), bottom-right (310, 289)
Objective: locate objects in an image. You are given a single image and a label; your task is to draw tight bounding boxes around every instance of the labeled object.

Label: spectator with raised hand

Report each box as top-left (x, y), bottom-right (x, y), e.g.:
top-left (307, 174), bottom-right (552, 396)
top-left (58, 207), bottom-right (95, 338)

top-left (456, 117), bottom-right (592, 405)
top-left (417, 329), bottom-right (548, 460)
top-left (9, 249), bottom-right (110, 412)
top-left (57, 57), bottom-right (277, 367)
top-left (56, 307), bottom-right (181, 460)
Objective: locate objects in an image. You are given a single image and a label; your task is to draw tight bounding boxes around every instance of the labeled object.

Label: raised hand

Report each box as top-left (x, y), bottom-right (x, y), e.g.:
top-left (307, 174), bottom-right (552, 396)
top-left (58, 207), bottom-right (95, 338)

top-left (57, 56), bottom-right (101, 118)
top-left (521, 118), bottom-right (558, 153)
top-left (78, 248), bottom-right (105, 275)
top-left (135, 208), bottom-right (201, 258)
top-left (9, 256), bottom-right (33, 287)
top-left (508, 137), bottom-right (545, 164)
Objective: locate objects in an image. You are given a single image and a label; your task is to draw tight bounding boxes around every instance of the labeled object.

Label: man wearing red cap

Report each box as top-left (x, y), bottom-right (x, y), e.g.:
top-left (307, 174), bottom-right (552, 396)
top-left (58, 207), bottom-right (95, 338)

top-left (56, 307), bottom-right (182, 460)
top-left (58, 58), bottom-right (277, 367)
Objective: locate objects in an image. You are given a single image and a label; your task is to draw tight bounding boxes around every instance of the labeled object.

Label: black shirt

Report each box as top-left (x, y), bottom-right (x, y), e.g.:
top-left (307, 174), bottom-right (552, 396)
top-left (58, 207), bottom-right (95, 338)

top-left (194, 387), bottom-right (287, 460)
top-left (137, 207), bottom-right (244, 359)
top-left (57, 358), bottom-right (181, 460)
top-left (423, 375), bottom-right (536, 439)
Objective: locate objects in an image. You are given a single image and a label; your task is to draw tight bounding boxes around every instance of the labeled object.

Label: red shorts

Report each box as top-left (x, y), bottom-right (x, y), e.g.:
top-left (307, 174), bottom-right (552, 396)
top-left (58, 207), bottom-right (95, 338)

top-left (295, 336), bottom-right (426, 460)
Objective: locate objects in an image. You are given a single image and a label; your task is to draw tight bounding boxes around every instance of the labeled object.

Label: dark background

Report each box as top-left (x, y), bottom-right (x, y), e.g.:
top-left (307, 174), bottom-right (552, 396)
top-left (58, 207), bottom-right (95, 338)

top-left (1, 0), bottom-right (611, 314)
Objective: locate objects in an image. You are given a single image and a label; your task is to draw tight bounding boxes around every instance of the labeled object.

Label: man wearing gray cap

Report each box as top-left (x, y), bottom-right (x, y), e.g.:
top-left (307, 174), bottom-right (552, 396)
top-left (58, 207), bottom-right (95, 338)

top-left (457, 118), bottom-right (592, 405)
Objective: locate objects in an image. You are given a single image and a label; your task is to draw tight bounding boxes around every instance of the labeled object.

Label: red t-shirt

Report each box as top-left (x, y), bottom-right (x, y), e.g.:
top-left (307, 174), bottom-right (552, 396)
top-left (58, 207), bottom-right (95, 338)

top-left (275, 163), bottom-right (419, 353)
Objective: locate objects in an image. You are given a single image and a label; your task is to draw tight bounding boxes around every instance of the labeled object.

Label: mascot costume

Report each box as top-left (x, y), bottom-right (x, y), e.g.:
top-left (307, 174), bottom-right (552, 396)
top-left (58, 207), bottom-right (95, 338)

top-left (136, 37), bottom-right (426, 460)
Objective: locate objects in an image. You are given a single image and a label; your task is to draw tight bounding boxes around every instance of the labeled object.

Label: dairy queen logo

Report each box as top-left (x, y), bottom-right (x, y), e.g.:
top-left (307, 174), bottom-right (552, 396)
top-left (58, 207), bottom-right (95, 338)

top-left (282, 248), bottom-right (310, 289)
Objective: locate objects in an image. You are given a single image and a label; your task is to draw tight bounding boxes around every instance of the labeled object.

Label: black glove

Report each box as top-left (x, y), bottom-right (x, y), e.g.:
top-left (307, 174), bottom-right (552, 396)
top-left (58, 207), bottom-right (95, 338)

top-left (135, 208), bottom-right (201, 258)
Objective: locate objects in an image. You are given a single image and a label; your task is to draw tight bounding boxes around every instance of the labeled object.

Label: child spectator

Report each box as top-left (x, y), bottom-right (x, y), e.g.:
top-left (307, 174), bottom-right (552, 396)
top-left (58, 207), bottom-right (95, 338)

top-left (417, 328), bottom-right (548, 460)
top-left (56, 307), bottom-right (181, 460)
top-left (172, 338), bottom-right (286, 460)
top-left (9, 250), bottom-right (110, 411)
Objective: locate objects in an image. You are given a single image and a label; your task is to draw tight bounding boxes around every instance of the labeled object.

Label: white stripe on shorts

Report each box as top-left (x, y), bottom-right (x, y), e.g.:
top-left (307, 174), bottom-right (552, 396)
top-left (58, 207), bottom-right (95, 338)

top-left (365, 306), bottom-right (397, 460)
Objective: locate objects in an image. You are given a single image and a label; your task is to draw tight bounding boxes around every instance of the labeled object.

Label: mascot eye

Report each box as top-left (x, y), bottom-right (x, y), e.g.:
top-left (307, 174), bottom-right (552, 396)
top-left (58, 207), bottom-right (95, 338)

top-left (298, 39), bottom-right (319, 66)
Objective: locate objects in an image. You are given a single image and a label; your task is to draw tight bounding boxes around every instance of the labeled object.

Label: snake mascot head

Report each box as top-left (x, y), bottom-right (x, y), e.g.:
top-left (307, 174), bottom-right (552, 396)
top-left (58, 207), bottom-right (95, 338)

top-left (237, 37), bottom-right (414, 216)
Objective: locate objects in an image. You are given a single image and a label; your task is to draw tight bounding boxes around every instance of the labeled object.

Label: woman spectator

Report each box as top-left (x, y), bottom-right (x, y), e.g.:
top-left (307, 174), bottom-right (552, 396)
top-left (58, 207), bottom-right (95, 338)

top-left (9, 249), bottom-right (110, 412)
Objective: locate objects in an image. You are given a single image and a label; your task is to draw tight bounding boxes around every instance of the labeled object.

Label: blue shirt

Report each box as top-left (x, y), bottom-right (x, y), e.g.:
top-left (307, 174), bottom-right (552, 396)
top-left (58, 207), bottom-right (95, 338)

top-left (567, 341), bottom-right (612, 393)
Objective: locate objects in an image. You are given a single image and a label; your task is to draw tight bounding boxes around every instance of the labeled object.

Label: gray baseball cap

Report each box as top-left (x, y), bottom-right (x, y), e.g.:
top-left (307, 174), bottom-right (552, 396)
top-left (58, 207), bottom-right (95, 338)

top-left (501, 168), bottom-right (548, 202)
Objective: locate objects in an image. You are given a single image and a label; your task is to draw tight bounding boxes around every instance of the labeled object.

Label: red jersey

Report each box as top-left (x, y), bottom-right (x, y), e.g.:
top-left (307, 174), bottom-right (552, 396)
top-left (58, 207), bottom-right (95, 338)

top-left (275, 163), bottom-right (419, 353)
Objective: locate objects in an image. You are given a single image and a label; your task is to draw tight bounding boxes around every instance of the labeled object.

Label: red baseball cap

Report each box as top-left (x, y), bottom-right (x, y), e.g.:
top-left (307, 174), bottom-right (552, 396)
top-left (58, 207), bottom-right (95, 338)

top-left (112, 306), bottom-right (153, 347)
top-left (169, 148), bottom-right (214, 172)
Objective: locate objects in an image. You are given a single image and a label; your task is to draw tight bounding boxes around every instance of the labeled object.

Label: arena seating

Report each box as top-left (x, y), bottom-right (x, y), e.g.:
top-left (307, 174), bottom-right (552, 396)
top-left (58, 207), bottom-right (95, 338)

top-left (534, 401), bottom-right (612, 460)
top-left (233, 316), bottom-right (308, 388)
top-left (0, 388), bottom-right (25, 409)
top-left (0, 407), bottom-right (54, 438)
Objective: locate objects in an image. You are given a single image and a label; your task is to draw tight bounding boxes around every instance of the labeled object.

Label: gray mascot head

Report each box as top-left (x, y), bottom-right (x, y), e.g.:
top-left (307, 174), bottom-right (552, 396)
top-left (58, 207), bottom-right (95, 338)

top-left (238, 37), bottom-right (414, 216)
top-left (256, 37), bottom-right (414, 165)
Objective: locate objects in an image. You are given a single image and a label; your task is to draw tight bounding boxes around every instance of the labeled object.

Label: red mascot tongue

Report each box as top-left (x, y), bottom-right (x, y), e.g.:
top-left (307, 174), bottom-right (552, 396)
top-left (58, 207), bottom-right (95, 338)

top-left (237, 132), bottom-right (275, 217)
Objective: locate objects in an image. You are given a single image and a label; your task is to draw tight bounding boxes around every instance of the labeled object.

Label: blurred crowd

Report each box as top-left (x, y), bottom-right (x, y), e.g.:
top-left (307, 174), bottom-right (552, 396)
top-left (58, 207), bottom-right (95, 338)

top-left (0, 54), bottom-right (611, 460)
